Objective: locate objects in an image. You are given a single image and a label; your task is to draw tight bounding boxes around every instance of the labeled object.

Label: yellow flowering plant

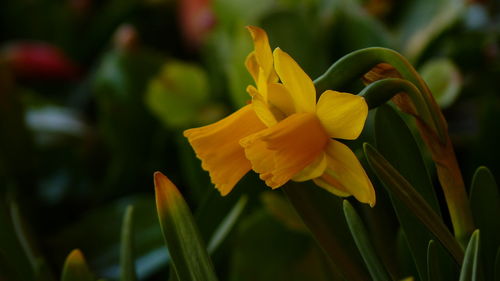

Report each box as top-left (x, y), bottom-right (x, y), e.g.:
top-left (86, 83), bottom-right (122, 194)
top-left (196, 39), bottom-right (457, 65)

top-left (184, 26), bottom-right (375, 206)
top-left (153, 26), bottom-right (495, 281)
top-left (3, 0), bottom-right (500, 280)
top-left (4, 21), bottom-right (498, 281)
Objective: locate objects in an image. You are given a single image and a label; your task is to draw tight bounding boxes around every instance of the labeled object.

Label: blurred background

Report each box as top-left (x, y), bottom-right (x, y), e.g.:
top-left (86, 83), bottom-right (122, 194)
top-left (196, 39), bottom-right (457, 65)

top-left (1, 0), bottom-right (499, 280)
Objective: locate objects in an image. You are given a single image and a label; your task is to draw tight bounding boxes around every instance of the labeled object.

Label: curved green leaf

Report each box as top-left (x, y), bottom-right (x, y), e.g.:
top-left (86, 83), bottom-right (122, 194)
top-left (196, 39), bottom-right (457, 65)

top-left (343, 200), bottom-right (392, 281)
top-left (375, 105), bottom-right (450, 281)
top-left (375, 105), bottom-right (440, 211)
top-left (459, 230), bottom-right (481, 281)
top-left (363, 143), bottom-right (463, 264)
top-left (470, 166), bottom-right (500, 280)
top-left (154, 171), bottom-right (218, 281)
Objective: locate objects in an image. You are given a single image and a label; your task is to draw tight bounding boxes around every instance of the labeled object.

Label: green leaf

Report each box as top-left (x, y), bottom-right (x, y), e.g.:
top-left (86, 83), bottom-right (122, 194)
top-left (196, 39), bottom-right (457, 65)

top-left (363, 143), bottom-right (463, 264)
top-left (470, 166), bottom-right (500, 280)
top-left (343, 200), bottom-right (392, 281)
top-left (154, 171), bottom-right (218, 281)
top-left (427, 241), bottom-right (443, 281)
top-left (375, 106), bottom-right (439, 212)
top-left (420, 58), bottom-right (462, 108)
top-left (207, 195), bottom-right (248, 252)
top-left (459, 230), bottom-right (481, 281)
top-left (49, 186), bottom-right (246, 281)
top-left (283, 181), bottom-right (371, 281)
top-left (375, 105), bottom-right (455, 281)
top-left (120, 206), bottom-right (137, 281)
top-left (61, 250), bottom-right (95, 281)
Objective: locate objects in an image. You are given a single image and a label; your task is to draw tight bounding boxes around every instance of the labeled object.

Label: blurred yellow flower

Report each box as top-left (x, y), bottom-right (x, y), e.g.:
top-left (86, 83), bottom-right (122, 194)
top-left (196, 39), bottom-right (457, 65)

top-left (184, 26), bottom-right (375, 206)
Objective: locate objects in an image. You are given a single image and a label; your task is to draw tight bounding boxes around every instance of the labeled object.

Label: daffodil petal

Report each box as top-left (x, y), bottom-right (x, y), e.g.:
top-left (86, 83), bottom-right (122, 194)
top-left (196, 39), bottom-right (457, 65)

top-left (316, 90), bottom-right (368, 140)
top-left (246, 26), bottom-right (274, 79)
top-left (183, 104), bottom-right (267, 195)
top-left (245, 51), bottom-right (259, 83)
top-left (313, 177), bottom-right (351, 197)
top-left (315, 140), bottom-right (376, 206)
top-left (248, 86), bottom-right (277, 127)
top-left (256, 67), bottom-right (269, 99)
top-left (267, 82), bottom-right (295, 118)
top-left (241, 113), bottom-right (329, 189)
top-left (273, 48), bottom-right (316, 113)
top-left (292, 152), bottom-right (327, 182)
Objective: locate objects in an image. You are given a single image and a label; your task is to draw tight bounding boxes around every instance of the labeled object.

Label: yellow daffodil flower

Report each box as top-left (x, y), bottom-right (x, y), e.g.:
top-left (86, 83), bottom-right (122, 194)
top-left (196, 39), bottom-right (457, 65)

top-left (184, 26), bottom-right (375, 206)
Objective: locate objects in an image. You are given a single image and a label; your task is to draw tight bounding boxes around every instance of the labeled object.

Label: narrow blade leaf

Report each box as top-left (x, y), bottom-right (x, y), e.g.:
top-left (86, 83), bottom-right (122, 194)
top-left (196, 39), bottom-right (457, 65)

top-left (343, 200), bottom-right (392, 281)
top-left (470, 166), bottom-right (500, 280)
top-left (207, 195), bottom-right (248, 252)
top-left (284, 181), bottom-right (371, 281)
top-left (120, 205), bottom-right (137, 281)
top-left (427, 241), bottom-right (443, 281)
top-left (459, 230), bottom-right (481, 281)
top-left (363, 143), bottom-right (463, 264)
top-left (154, 171), bottom-right (218, 281)
top-left (375, 105), bottom-right (456, 281)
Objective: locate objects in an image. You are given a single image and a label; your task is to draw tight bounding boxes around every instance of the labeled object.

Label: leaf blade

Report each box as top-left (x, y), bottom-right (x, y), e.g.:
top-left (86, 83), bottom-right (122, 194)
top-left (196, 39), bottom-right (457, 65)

top-left (459, 230), bottom-right (481, 281)
top-left (154, 171), bottom-right (218, 281)
top-left (120, 205), bottom-right (137, 281)
top-left (363, 143), bottom-right (463, 264)
top-left (470, 166), bottom-right (500, 280)
top-left (427, 241), bottom-right (443, 281)
top-left (61, 249), bottom-right (94, 281)
top-left (343, 200), bottom-right (392, 281)
top-left (283, 182), bottom-right (371, 281)
top-left (374, 105), bottom-right (456, 281)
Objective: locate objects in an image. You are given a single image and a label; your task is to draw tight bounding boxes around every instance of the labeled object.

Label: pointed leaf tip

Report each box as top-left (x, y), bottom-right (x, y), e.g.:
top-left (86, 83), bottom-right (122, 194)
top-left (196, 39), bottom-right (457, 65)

top-left (62, 249), bottom-right (94, 281)
top-left (154, 171), bottom-right (178, 214)
top-left (459, 230), bottom-right (480, 281)
top-left (66, 249), bottom-right (85, 265)
top-left (153, 172), bottom-right (219, 281)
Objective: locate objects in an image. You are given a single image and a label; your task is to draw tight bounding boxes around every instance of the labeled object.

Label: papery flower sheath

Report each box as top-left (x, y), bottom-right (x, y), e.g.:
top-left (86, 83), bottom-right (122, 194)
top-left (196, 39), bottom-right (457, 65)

top-left (184, 26), bottom-right (375, 206)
